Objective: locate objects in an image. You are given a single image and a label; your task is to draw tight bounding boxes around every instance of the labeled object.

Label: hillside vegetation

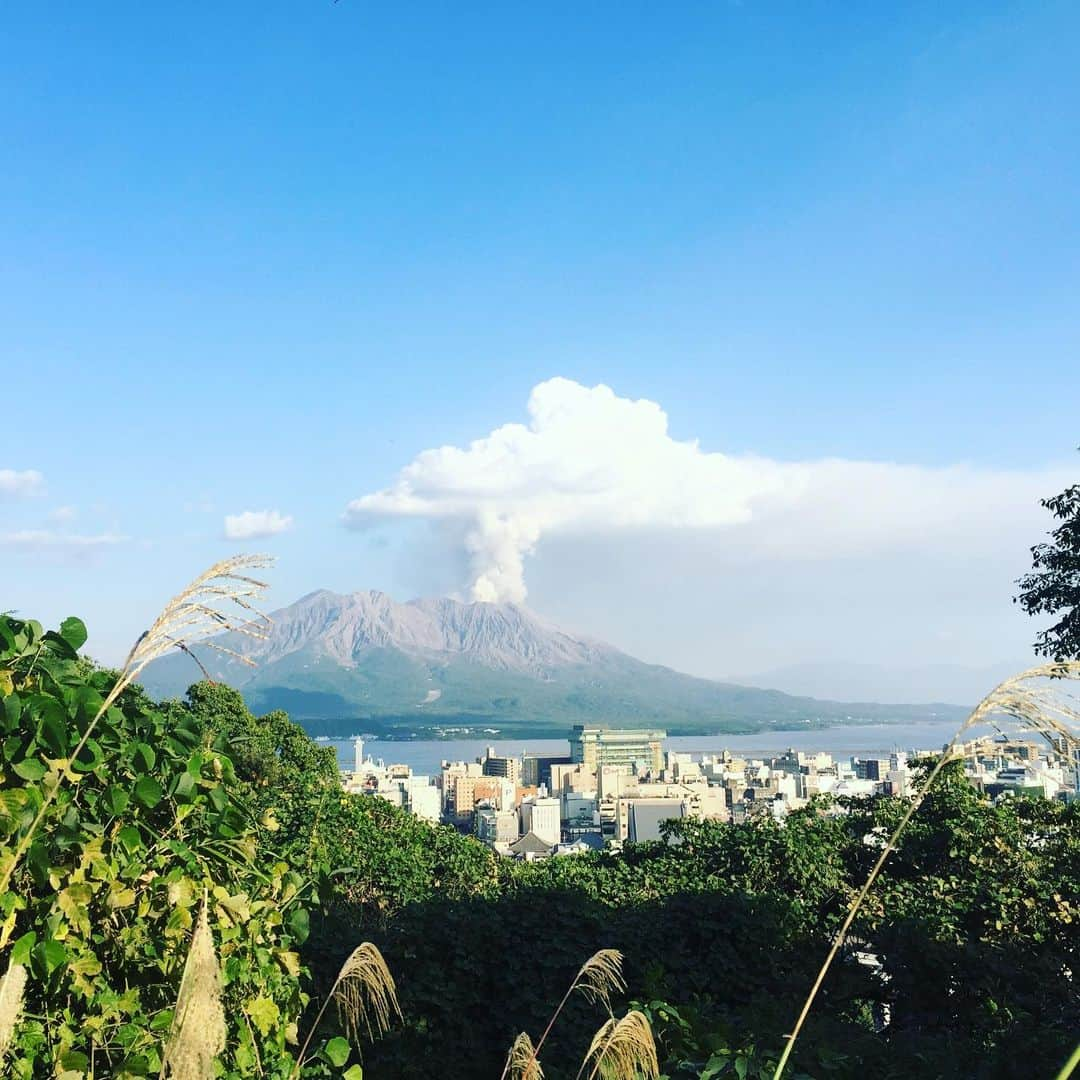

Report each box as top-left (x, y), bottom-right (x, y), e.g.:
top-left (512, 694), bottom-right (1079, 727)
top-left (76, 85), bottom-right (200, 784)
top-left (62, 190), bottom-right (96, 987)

top-left (1, 605), bottom-right (1076, 1078)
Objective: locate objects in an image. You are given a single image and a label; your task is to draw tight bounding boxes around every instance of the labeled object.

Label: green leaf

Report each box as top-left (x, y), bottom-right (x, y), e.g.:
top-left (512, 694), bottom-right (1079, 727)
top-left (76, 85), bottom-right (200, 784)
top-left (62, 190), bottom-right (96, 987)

top-left (42, 631), bottom-right (78, 660)
top-left (245, 996), bottom-right (280, 1037)
top-left (172, 771), bottom-right (196, 801)
top-left (11, 930), bottom-right (36, 965)
top-left (116, 1054), bottom-right (150, 1075)
top-left (287, 906), bottom-right (310, 945)
top-left (324, 1036), bottom-right (350, 1067)
top-left (105, 785), bottom-right (131, 815)
top-left (117, 824), bottom-right (143, 852)
top-left (33, 937), bottom-right (67, 977)
top-left (72, 737), bottom-right (104, 773)
top-left (150, 1009), bottom-right (174, 1033)
top-left (343, 1065), bottom-right (364, 1080)
top-left (134, 742), bottom-right (156, 772)
top-left (27, 841), bottom-right (49, 886)
top-left (12, 758), bottom-right (46, 782)
top-left (59, 617), bottom-right (88, 652)
top-left (36, 700), bottom-right (69, 756)
top-left (133, 776), bottom-right (163, 810)
top-left (0, 789), bottom-right (29, 834)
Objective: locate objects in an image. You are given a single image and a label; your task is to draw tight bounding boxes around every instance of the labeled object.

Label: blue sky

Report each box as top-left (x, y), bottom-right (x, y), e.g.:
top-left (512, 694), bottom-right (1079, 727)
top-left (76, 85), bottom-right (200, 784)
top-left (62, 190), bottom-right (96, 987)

top-left (2, 2), bottom-right (1078, 695)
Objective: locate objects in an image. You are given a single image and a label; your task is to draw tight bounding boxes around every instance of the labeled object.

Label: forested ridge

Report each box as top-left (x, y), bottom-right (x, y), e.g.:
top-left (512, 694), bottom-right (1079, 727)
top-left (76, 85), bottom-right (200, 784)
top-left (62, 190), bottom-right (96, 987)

top-left (0, 611), bottom-right (1076, 1079)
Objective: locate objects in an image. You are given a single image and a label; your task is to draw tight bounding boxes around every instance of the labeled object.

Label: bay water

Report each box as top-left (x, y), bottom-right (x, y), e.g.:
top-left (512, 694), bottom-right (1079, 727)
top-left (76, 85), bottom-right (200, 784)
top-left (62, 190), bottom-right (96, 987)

top-left (325, 717), bottom-right (990, 776)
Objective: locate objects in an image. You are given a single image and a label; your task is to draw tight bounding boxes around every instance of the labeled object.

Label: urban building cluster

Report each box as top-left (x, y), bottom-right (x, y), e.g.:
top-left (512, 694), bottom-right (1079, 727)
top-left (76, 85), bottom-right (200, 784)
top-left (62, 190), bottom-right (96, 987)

top-left (340, 725), bottom-right (1077, 859)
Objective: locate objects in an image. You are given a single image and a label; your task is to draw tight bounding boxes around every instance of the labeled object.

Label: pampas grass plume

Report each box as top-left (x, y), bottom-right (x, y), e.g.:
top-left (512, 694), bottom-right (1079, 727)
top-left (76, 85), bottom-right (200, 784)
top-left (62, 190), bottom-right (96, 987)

top-left (162, 896), bottom-right (226, 1080)
top-left (573, 949), bottom-right (626, 1011)
top-left (291, 942), bottom-right (401, 1079)
top-left (500, 949), bottom-right (627, 1080)
top-left (334, 942), bottom-right (402, 1043)
top-left (0, 961), bottom-right (27, 1060)
top-left (578, 1010), bottom-right (659, 1080)
top-left (504, 1031), bottom-right (544, 1080)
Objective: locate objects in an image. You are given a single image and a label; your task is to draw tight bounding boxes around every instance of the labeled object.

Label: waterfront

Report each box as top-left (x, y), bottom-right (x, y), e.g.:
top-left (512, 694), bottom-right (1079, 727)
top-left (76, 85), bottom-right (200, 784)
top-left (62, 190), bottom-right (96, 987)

top-left (327, 717), bottom-right (997, 775)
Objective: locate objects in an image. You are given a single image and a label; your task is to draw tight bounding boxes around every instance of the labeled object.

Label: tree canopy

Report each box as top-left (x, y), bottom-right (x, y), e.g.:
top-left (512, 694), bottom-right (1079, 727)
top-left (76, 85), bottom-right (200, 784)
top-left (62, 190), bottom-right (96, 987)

top-left (1016, 473), bottom-right (1080, 660)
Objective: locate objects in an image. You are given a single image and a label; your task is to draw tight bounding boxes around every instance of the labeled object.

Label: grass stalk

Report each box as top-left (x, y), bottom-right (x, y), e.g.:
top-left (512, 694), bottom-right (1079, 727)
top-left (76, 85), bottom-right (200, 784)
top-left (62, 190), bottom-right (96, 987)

top-left (1055, 1042), bottom-right (1080, 1080)
top-left (499, 949), bottom-right (625, 1080)
top-left (290, 942), bottom-right (400, 1079)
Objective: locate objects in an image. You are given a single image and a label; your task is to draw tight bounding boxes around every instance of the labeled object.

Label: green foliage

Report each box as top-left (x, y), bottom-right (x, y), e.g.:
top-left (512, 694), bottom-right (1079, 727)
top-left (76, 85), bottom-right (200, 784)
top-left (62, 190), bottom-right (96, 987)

top-left (174, 681), bottom-right (1078, 1079)
top-left (338, 776), bottom-right (1077, 1078)
top-left (179, 681), bottom-right (339, 794)
top-left (1016, 474), bottom-right (1080, 660)
top-left (0, 614), bottom-right (313, 1077)
top-left (634, 1000), bottom-right (791, 1080)
top-left (3, 609), bottom-right (1077, 1079)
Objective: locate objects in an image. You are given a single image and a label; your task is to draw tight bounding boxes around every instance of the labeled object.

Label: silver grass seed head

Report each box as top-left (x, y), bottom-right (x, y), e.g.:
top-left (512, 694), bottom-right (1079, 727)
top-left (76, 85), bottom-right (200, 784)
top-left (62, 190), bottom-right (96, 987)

top-left (333, 942), bottom-right (402, 1045)
top-left (581, 1010), bottom-right (659, 1080)
top-left (504, 1031), bottom-right (544, 1080)
top-left (124, 554), bottom-right (275, 685)
top-left (574, 949), bottom-right (626, 1011)
top-left (0, 961), bottom-right (27, 1060)
top-left (162, 896), bottom-right (227, 1080)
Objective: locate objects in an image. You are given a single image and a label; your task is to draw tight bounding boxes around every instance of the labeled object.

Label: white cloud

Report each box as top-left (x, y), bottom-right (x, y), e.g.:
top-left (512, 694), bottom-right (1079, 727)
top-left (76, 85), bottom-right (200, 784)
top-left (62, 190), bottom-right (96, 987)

top-left (223, 509), bottom-right (294, 541)
top-left (344, 377), bottom-right (1070, 604)
top-left (0, 469), bottom-right (45, 497)
top-left (47, 505), bottom-right (78, 524)
top-left (0, 530), bottom-right (127, 553)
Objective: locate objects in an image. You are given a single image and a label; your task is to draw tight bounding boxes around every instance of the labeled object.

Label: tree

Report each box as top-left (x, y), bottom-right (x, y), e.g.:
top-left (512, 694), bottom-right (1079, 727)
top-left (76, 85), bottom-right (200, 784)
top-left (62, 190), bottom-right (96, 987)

top-left (1015, 473), bottom-right (1080, 660)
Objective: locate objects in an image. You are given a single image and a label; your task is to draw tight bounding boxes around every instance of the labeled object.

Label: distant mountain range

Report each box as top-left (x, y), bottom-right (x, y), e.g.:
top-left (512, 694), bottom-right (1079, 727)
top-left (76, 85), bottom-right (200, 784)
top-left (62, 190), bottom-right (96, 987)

top-left (735, 660), bottom-right (1023, 710)
top-left (139, 589), bottom-right (970, 738)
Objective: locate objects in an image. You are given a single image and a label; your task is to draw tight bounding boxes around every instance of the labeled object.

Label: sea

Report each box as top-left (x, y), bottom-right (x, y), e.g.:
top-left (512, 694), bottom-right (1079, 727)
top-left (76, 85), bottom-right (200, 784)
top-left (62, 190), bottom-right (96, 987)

top-left (324, 717), bottom-right (996, 776)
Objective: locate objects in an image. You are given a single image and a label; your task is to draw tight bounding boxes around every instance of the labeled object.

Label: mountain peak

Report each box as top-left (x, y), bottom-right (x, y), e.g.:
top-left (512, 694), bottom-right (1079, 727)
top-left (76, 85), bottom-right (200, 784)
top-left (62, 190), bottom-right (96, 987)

top-left (240, 589), bottom-right (606, 675)
top-left (139, 587), bottom-right (970, 734)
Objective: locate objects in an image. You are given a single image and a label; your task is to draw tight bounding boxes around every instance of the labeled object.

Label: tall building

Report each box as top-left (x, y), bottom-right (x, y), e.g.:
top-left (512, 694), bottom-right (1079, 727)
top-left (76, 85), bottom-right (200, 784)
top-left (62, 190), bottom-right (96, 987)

top-left (570, 726), bottom-right (665, 774)
top-left (522, 754), bottom-right (572, 788)
top-left (481, 746), bottom-right (521, 786)
top-left (853, 757), bottom-right (887, 782)
top-left (440, 760), bottom-right (482, 816)
top-left (549, 761), bottom-right (596, 794)
top-left (407, 777), bottom-right (441, 822)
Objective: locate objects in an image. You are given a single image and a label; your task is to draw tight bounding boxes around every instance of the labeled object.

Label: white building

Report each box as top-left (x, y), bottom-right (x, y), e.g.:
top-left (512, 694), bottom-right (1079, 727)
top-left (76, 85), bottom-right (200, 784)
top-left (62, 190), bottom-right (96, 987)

top-left (520, 797), bottom-right (561, 846)
top-left (407, 777), bottom-right (442, 822)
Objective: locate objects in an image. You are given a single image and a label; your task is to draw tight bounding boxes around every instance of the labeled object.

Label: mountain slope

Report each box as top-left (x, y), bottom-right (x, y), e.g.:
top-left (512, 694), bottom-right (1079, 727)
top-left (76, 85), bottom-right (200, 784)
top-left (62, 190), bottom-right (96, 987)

top-left (139, 589), bottom-right (970, 737)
